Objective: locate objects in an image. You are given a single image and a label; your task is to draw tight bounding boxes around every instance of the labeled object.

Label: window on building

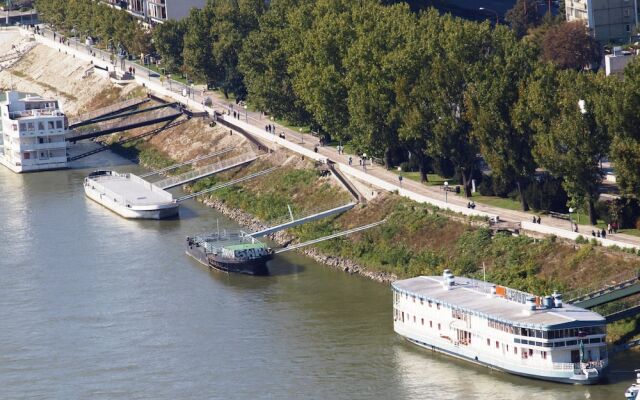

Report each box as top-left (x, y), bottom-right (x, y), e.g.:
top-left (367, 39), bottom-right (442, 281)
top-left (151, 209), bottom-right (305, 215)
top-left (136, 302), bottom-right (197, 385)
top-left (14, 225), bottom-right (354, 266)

top-left (27, 122), bottom-right (34, 131)
top-left (47, 121), bottom-right (54, 129)
top-left (437, 323), bottom-right (441, 330)
top-left (436, 303), bottom-right (440, 310)
top-left (429, 321), bottom-right (433, 328)
top-left (487, 339), bottom-right (490, 346)
top-left (38, 122), bottom-right (44, 130)
top-left (514, 347), bottom-right (518, 354)
top-left (421, 318), bottom-right (424, 325)
top-left (413, 316), bottom-right (416, 323)
top-left (496, 341), bottom-right (500, 349)
top-left (626, 24), bottom-right (631, 32)
top-left (55, 121), bottom-right (62, 129)
top-left (529, 349), bottom-right (533, 357)
top-left (542, 351), bottom-right (547, 360)
top-left (20, 123), bottom-right (26, 131)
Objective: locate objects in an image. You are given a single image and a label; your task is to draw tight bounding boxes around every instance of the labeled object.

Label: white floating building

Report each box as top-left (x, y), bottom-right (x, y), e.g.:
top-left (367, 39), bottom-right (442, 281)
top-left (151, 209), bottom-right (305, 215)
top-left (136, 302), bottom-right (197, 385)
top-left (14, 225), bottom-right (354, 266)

top-left (0, 91), bottom-right (68, 173)
top-left (392, 271), bottom-right (608, 384)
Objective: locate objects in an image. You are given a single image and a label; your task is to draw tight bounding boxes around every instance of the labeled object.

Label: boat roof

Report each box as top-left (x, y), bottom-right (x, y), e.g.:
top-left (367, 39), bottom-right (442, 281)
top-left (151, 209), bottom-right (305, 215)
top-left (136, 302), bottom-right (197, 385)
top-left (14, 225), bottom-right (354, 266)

top-left (392, 276), bottom-right (605, 330)
top-left (225, 243), bottom-right (267, 251)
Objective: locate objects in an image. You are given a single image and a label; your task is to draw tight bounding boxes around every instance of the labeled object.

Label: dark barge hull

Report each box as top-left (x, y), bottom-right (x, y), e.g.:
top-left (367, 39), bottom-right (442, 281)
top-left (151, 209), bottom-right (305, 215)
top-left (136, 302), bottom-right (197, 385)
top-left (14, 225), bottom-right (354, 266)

top-left (186, 245), bottom-right (271, 276)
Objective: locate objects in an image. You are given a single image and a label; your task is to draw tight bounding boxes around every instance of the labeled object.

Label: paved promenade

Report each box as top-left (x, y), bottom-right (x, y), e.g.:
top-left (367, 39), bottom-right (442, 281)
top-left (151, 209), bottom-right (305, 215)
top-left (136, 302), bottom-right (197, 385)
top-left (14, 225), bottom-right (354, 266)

top-left (21, 26), bottom-right (640, 251)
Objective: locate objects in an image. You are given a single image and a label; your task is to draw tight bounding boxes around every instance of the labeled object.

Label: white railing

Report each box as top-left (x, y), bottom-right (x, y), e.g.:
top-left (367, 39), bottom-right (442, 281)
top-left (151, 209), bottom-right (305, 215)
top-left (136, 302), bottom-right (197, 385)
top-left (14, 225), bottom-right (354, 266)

top-left (552, 360), bottom-right (607, 371)
top-left (154, 152), bottom-right (258, 190)
top-left (16, 141), bottom-right (67, 151)
top-left (9, 109), bottom-right (64, 119)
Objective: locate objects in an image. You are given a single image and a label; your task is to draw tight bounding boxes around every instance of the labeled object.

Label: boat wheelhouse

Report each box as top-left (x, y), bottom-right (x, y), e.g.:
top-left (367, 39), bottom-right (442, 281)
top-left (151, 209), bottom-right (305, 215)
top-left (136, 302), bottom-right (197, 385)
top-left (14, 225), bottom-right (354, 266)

top-left (392, 271), bottom-right (608, 384)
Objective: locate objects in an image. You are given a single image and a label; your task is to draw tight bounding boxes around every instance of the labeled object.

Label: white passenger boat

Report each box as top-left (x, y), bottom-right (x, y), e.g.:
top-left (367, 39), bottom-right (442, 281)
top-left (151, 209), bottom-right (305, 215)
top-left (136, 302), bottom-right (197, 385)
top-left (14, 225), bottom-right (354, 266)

top-left (392, 271), bottom-right (608, 384)
top-left (625, 370), bottom-right (640, 399)
top-left (84, 170), bottom-right (179, 219)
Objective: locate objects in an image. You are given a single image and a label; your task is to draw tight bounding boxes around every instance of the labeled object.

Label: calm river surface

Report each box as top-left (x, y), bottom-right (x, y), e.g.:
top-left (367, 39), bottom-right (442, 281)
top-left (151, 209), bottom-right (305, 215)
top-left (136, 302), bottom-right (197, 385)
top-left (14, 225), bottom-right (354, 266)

top-left (0, 146), bottom-right (638, 399)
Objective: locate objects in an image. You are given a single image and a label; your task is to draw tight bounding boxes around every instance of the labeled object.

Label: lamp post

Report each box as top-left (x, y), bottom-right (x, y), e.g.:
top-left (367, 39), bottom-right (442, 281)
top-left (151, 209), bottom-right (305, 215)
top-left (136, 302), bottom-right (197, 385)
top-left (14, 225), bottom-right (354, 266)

top-left (244, 104), bottom-right (248, 122)
top-left (479, 7), bottom-right (499, 24)
top-left (444, 181), bottom-right (449, 203)
top-left (299, 127), bottom-right (303, 144)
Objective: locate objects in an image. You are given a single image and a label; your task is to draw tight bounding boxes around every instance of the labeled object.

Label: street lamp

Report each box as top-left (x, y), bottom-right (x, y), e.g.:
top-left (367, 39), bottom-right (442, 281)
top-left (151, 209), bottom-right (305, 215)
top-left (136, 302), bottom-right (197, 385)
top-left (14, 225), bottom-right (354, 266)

top-left (479, 7), bottom-right (499, 25)
top-left (299, 127), bottom-right (303, 144)
top-left (243, 104), bottom-right (248, 122)
top-left (444, 181), bottom-right (449, 203)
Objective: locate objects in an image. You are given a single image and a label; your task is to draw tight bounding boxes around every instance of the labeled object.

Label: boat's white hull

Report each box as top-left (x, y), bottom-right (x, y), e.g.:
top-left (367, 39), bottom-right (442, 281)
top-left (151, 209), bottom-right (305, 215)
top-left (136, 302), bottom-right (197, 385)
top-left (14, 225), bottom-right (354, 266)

top-left (84, 184), bottom-right (179, 219)
top-left (0, 155), bottom-right (68, 173)
top-left (395, 325), bottom-right (604, 385)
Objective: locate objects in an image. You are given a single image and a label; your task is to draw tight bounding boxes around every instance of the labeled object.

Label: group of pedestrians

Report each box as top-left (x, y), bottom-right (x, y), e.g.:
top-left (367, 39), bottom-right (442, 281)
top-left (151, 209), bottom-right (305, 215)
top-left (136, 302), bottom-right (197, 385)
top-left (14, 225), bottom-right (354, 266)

top-left (591, 229), bottom-right (608, 239)
top-left (265, 124), bottom-right (276, 133)
top-left (532, 216), bottom-right (542, 224)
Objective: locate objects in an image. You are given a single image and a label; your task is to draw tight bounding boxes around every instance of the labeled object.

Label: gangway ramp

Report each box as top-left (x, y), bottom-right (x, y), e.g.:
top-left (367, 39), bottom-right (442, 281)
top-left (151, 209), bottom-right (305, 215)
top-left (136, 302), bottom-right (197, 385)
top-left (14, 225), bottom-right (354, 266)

top-left (605, 303), bottom-right (640, 324)
top-left (68, 119), bottom-right (187, 162)
top-left (274, 219), bottom-right (386, 254)
top-left (69, 97), bottom-right (150, 128)
top-left (140, 147), bottom-right (235, 179)
top-left (156, 152), bottom-right (260, 190)
top-left (175, 167), bottom-right (278, 202)
top-left (66, 108), bottom-right (182, 143)
top-left (568, 272), bottom-right (640, 309)
top-left (249, 203), bottom-right (357, 238)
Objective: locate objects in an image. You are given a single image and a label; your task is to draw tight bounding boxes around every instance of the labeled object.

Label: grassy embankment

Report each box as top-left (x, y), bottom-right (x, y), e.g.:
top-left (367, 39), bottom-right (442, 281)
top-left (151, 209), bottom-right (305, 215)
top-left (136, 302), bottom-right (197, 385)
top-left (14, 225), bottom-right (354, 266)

top-left (192, 164), bottom-right (640, 343)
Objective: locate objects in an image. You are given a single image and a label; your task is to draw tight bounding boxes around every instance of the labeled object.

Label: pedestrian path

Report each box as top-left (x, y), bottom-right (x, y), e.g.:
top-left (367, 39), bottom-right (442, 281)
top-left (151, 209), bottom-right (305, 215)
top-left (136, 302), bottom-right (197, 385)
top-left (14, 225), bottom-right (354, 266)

top-left (25, 26), bottom-right (640, 251)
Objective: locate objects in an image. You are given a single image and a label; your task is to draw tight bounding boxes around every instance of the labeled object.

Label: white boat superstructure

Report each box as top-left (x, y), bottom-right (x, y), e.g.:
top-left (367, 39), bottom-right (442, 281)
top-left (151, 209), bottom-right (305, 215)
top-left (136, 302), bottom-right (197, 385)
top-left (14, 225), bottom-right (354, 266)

top-left (84, 170), bottom-right (179, 219)
top-left (625, 370), bottom-right (640, 399)
top-left (392, 271), bottom-right (608, 384)
top-left (0, 91), bottom-right (68, 172)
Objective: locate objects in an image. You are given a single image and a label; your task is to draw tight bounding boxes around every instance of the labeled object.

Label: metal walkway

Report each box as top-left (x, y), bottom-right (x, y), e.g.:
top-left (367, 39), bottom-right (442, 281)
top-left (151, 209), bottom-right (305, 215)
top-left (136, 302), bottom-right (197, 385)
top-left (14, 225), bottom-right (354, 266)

top-left (140, 147), bottom-right (235, 178)
top-left (250, 203), bottom-right (357, 238)
top-left (66, 109), bottom-right (182, 143)
top-left (69, 97), bottom-right (150, 128)
top-left (568, 272), bottom-right (640, 309)
top-left (156, 152), bottom-right (260, 190)
top-left (176, 167), bottom-right (278, 202)
top-left (274, 219), bottom-right (386, 254)
top-left (605, 304), bottom-right (640, 324)
top-left (67, 119), bottom-right (187, 162)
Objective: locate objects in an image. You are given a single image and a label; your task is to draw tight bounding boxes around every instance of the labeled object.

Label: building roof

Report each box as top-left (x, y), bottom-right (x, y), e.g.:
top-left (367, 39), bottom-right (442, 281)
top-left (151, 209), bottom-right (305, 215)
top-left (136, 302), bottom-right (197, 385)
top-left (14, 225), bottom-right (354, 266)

top-left (392, 276), bottom-right (605, 330)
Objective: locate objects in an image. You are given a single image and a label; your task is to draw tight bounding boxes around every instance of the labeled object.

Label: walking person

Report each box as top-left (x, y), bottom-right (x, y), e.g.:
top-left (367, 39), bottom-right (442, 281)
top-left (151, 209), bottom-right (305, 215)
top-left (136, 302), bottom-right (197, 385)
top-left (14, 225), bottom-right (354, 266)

top-left (601, 229), bottom-right (607, 239)
top-left (348, 156), bottom-right (352, 166)
top-left (607, 223), bottom-right (612, 234)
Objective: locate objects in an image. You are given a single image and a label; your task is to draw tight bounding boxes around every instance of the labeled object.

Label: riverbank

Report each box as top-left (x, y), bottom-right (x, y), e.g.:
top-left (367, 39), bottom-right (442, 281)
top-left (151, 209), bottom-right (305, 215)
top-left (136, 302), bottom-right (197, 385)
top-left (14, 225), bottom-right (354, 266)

top-left (5, 38), bottom-right (640, 343)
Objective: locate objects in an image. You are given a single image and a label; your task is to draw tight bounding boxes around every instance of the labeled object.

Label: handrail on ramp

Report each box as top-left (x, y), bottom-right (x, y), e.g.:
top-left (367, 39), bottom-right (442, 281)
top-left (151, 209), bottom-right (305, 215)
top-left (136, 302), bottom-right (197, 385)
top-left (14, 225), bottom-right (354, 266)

top-left (274, 219), bottom-right (386, 254)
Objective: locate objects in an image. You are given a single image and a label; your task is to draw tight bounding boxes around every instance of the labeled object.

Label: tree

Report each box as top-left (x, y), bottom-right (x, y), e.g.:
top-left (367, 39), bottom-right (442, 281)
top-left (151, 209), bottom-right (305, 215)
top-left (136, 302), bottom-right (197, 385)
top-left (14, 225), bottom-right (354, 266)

top-left (288, 0), bottom-right (356, 141)
top-left (344, 2), bottom-right (417, 167)
top-left (152, 19), bottom-right (186, 72)
top-left (416, 13), bottom-right (493, 197)
top-left (541, 21), bottom-right (601, 70)
top-left (528, 70), bottom-right (611, 224)
top-left (466, 26), bottom-right (537, 210)
top-left (182, 6), bottom-right (216, 85)
top-left (505, 0), bottom-right (543, 38)
top-left (239, 0), bottom-right (313, 125)
top-left (207, 0), bottom-right (267, 99)
top-left (607, 59), bottom-right (640, 196)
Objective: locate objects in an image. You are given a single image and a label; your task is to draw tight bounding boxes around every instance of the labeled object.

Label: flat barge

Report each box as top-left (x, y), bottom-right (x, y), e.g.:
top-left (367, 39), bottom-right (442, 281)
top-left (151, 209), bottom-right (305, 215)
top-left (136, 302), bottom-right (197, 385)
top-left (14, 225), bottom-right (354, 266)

top-left (393, 271), bottom-right (608, 384)
top-left (186, 231), bottom-right (273, 275)
top-left (84, 170), bottom-right (179, 219)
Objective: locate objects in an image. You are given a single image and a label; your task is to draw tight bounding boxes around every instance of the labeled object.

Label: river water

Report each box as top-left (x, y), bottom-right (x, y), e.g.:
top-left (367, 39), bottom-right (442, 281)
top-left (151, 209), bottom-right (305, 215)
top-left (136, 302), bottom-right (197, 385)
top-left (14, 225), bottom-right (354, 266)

top-left (0, 147), bottom-right (637, 399)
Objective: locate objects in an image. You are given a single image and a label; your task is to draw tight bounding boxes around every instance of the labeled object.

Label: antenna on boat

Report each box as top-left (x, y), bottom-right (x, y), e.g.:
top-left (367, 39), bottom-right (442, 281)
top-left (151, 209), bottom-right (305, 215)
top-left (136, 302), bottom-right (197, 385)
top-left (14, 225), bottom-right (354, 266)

top-left (216, 218), bottom-right (219, 237)
top-left (483, 262), bottom-right (486, 284)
